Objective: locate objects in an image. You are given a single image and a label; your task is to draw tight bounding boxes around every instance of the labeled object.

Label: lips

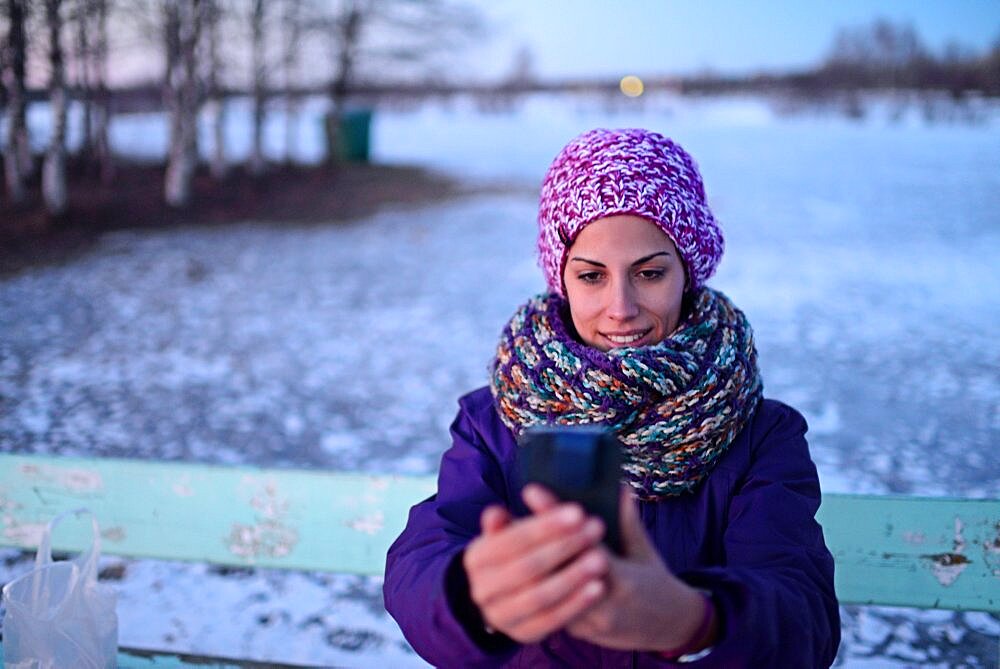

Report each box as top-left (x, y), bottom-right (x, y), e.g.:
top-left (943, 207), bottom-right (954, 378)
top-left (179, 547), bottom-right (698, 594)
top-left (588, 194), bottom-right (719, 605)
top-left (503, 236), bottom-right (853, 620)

top-left (602, 329), bottom-right (651, 346)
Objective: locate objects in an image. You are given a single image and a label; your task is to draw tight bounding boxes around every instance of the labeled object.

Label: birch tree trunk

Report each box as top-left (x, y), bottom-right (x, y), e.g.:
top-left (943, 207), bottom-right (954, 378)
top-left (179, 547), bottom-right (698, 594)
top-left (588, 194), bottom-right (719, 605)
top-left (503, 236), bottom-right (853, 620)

top-left (164, 0), bottom-right (202, 208)
top-left (205, 0), bottom-right (226, 179)
top-left (42, 0), bottom-right (69, 217)
top-left (3, 0), bottom-right (30, 204)
top-left (93, 0), bottom-right (113, 184)
top-left (247, 0), bottom-right (265, 175)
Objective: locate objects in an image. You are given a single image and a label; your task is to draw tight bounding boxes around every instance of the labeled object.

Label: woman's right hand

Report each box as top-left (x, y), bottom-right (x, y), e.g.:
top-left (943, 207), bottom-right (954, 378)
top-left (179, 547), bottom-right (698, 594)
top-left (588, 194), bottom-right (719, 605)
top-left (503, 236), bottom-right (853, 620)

top-left (462, 484), bottom-right (610, 643)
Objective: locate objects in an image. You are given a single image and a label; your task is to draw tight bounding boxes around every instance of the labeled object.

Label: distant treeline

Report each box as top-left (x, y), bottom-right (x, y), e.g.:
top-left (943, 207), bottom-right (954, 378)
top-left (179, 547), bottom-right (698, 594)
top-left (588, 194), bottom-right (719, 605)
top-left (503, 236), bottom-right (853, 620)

top-left (680, 20), bottom-right (1000, 98)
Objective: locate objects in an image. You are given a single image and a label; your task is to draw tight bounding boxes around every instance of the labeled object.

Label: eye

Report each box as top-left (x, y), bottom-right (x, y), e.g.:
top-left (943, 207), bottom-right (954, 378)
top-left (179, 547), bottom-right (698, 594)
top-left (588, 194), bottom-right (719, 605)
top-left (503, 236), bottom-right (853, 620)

top-left (636, 268), bottom-right (665, 281)
top-left (576, 271), bottom-right (604, 285)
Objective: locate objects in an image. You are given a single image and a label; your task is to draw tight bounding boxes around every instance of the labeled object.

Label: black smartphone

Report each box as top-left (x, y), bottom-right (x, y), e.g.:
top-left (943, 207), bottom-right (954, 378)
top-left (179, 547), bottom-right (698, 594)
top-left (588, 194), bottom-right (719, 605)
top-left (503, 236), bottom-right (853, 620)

top-left (517, 425), bottom-right (624, 554)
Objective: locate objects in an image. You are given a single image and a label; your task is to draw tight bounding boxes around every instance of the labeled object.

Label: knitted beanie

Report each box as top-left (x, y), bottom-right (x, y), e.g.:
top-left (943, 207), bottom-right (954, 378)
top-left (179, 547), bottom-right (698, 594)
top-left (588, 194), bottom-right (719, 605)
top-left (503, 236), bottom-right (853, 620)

top-left (537, 128), bottom-right (724, 296)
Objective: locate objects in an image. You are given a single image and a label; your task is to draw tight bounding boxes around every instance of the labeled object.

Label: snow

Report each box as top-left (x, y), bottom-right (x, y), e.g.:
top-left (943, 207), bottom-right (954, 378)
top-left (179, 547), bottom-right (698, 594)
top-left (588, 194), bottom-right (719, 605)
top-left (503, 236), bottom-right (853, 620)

top-left (2, 92), bottom-right (998, 666)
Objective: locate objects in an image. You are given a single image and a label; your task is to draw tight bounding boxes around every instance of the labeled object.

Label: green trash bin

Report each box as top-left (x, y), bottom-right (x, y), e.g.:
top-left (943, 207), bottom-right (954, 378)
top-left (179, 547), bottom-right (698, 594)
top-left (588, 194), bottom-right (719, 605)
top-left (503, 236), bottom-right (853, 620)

top-left (325, 108), bottom-right (372, 163)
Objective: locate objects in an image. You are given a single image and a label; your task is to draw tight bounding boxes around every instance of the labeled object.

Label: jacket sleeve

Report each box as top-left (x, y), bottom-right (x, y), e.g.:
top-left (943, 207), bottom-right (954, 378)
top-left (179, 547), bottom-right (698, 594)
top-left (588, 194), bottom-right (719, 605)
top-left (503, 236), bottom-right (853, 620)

top-left (383, 400), bottom-right (519, 668)
top-left (678, 402), bottom-right (841, 668)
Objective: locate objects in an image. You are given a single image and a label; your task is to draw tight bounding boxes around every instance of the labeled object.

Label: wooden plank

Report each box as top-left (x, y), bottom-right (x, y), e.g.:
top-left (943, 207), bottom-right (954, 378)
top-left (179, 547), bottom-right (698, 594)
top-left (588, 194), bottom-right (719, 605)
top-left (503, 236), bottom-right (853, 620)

top-left (115, 646), bottom-right (318, 668)
top-left (0, 454), bottom-right (435, 574)
top-left (0, 644), bottom-right (313, 668)
top-left (818, 493), bottom-right (1000, 611)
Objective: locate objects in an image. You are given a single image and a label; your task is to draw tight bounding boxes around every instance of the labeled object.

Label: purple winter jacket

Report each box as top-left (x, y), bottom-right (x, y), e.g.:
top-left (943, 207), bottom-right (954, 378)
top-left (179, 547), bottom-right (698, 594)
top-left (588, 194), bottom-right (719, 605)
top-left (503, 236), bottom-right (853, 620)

top-left (384, 387), bottom-right (840, 668)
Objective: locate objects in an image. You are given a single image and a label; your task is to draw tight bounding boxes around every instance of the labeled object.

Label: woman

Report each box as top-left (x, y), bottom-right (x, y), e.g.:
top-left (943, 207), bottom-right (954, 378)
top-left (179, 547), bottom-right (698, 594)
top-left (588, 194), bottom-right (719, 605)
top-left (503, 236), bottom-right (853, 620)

top-left (384, 128), bottom-right (840, 667)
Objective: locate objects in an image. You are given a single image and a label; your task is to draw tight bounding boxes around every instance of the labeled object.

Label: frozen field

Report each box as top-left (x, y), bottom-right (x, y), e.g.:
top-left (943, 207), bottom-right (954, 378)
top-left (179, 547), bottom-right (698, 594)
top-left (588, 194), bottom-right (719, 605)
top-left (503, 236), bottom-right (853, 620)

top-left (1, 93), bottom-right (999, 666)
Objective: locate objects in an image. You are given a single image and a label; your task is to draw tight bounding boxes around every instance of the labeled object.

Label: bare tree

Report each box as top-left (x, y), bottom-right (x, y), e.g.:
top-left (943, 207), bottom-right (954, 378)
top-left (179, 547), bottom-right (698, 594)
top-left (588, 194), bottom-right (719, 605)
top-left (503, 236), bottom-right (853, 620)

top-left (203, 0), bottom-right (226, 179)
top-left (247, 0), bottom-right (265, 175)
top-left (42, 0), bottom-right (68, 216)
top-left (823, 19), bottom-right (929, 89)
top-left (322, 0), bottom-right (365, 128)
top-left (92, 0), bottom-right (112, 183)
top-left (985, 34), bottom-right (1000, 96)
top-left (281, 0), bottom-right (301, 164)
top-left (67, 0), bottom-right (111, 175)
top-left (72, 0), bottom-right (93, 156)
top-left (164, 0), bottom-right (202, 207)
top-left (3, 0), bottom-right (31, 204)
top-left (318, 0), bottom-right (484, 162)
top-left (505, 44), bottom-right (536, 89)
top-left (162, 1), bottom-right (180, 113)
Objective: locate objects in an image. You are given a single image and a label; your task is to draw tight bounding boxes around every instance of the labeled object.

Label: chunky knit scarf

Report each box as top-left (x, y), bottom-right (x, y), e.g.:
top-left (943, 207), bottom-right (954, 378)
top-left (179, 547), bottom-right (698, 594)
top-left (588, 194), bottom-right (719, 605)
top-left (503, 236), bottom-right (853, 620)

top-left (490, 288), bottom-right (762, 499)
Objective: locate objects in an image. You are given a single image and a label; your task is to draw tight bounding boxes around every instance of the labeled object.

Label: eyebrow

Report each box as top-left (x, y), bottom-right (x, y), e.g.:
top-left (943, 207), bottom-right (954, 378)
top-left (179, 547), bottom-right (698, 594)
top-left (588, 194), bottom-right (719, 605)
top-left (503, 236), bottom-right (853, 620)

top-left (568, 251), bottom-right (672, 268)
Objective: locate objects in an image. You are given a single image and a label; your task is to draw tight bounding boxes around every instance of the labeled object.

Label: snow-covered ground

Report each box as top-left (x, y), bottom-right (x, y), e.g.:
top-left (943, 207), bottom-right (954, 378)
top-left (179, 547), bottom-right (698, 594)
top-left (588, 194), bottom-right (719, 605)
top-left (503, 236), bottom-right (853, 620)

top-left (2, 93), bottom-right (999, 666)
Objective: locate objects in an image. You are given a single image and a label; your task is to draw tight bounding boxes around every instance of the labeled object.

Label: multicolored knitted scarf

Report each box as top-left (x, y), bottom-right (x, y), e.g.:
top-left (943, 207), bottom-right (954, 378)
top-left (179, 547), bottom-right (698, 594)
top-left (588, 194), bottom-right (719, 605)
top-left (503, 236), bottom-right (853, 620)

top-left (490, 288), bottom-right (762, 499)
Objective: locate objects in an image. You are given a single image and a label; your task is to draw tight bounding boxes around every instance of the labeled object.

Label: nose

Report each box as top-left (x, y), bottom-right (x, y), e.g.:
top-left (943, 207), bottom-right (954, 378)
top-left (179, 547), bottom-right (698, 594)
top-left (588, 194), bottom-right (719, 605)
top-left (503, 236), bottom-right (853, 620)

top-left (606, 278), bottom-right (639, 321)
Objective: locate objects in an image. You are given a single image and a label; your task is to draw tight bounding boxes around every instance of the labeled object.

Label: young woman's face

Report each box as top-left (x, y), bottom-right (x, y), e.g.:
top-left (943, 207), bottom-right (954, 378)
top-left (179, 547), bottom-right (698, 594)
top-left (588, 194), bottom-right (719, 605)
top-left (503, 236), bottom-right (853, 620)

top-left (563, 215), bottom-right (686, 352)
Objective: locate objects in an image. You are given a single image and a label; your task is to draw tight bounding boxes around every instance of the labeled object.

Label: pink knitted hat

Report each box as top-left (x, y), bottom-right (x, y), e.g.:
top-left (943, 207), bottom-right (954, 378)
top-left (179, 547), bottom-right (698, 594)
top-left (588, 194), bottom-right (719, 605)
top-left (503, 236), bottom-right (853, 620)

top-left (538, 128), bottom-right (724, 296)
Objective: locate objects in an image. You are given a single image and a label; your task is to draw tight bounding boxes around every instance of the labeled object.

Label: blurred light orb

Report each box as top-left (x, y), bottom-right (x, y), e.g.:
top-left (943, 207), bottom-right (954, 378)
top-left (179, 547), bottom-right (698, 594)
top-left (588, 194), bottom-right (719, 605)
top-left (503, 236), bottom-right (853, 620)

top-left (619, 75), bottom-right (644, 97)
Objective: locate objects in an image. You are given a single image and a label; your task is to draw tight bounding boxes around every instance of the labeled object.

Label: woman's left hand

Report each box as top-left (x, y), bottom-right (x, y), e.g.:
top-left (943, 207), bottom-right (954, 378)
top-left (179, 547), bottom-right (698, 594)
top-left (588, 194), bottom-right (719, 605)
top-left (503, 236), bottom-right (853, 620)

top-left (524, 487), bottom-right (714, 652)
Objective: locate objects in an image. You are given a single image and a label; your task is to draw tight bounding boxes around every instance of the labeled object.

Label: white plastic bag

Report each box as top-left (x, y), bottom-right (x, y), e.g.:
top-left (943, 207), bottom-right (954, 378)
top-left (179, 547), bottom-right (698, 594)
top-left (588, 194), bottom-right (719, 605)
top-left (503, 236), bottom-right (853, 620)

top-left (2, 508), bottom-right (118, 669)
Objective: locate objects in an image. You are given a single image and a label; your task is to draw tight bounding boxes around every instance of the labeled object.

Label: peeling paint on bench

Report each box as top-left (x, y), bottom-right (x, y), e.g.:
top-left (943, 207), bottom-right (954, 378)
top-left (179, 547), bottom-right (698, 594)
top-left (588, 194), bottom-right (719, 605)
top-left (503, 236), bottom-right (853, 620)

top-left (226, 477), bottom-right (300, 559)
top-left (920, 517), bottom-right (969, 587)
top-left (817, 494), bottom-right (1000, 610)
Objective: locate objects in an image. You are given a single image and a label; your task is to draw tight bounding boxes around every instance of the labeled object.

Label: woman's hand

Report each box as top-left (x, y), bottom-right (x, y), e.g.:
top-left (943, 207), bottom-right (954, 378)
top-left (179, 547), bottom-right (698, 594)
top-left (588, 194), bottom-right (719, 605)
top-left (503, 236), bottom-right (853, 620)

top-left (565, 489), bottom-right (717, 653)
top-left (462, 484), bottom-right (609, 643)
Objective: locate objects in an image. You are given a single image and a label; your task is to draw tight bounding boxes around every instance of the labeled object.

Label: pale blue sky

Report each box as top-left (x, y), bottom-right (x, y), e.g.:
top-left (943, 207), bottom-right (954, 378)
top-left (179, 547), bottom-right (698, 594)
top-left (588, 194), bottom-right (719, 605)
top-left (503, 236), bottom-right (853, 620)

top-left (468, 0), bottom-right (1000, 80)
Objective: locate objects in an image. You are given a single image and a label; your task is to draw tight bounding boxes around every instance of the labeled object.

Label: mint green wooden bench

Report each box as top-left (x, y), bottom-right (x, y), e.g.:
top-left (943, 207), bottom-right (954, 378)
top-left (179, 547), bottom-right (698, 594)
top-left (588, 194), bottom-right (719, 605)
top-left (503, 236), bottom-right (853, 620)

top-left (1, 453), bottom-right (997, 667)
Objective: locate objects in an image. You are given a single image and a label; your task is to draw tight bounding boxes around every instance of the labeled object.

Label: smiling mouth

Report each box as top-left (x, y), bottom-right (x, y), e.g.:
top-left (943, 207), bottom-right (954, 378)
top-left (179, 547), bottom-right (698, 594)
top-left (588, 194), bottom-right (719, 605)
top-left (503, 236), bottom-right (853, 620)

top-left (602, 329), bottom-right (651, 346)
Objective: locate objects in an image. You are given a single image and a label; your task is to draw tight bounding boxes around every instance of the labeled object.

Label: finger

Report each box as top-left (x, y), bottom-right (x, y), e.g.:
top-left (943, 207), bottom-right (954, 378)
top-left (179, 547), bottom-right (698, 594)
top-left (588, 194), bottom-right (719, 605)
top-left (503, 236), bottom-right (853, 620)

top-left (507, 579), bottom-right (606, 643)
top-left (480, 505), bottom-right (511, 535)
top-left (488, 551), bottom-right (608, 640)
top-left (521, 483), bottom-right (563, 514)
top-left (464, 502), bottom-right (587, 573)
top-left (618, 487), bottom-right (657, 561)
top-left (474, 516), bottom-right (604, 604)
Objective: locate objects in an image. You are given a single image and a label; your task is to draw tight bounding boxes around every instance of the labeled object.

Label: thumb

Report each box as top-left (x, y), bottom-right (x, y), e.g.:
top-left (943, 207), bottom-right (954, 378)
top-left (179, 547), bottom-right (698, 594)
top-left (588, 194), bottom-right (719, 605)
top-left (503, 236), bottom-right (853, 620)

top-left (618, 487), bottom-right (658, 562)
top-left (480, 505), bottom-right (512, 535)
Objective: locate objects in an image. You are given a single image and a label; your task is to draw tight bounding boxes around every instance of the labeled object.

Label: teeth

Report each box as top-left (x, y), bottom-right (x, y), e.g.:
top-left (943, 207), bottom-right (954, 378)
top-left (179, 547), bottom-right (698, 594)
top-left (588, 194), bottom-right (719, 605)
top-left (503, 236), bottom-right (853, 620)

top-left (606, 332), bottom-right (643, 344)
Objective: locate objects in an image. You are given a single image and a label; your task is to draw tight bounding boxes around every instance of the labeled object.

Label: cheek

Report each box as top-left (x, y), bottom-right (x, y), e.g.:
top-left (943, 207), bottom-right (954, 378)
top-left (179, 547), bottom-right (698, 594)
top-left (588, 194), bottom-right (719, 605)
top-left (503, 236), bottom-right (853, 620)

top-left (641, 283), bottom-right (684, 328)
top-left (659, 285), bottom-right (685, 328)
top-left (564, 288), bottom-right (601, 332)
top-left (567, 297), bottom-right (595, 329)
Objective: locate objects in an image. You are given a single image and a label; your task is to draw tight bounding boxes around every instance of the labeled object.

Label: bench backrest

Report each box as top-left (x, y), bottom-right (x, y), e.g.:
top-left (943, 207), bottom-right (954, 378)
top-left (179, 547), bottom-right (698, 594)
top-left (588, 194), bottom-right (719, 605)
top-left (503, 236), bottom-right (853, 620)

top-left (1, 454), bottom-right (997, 611)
